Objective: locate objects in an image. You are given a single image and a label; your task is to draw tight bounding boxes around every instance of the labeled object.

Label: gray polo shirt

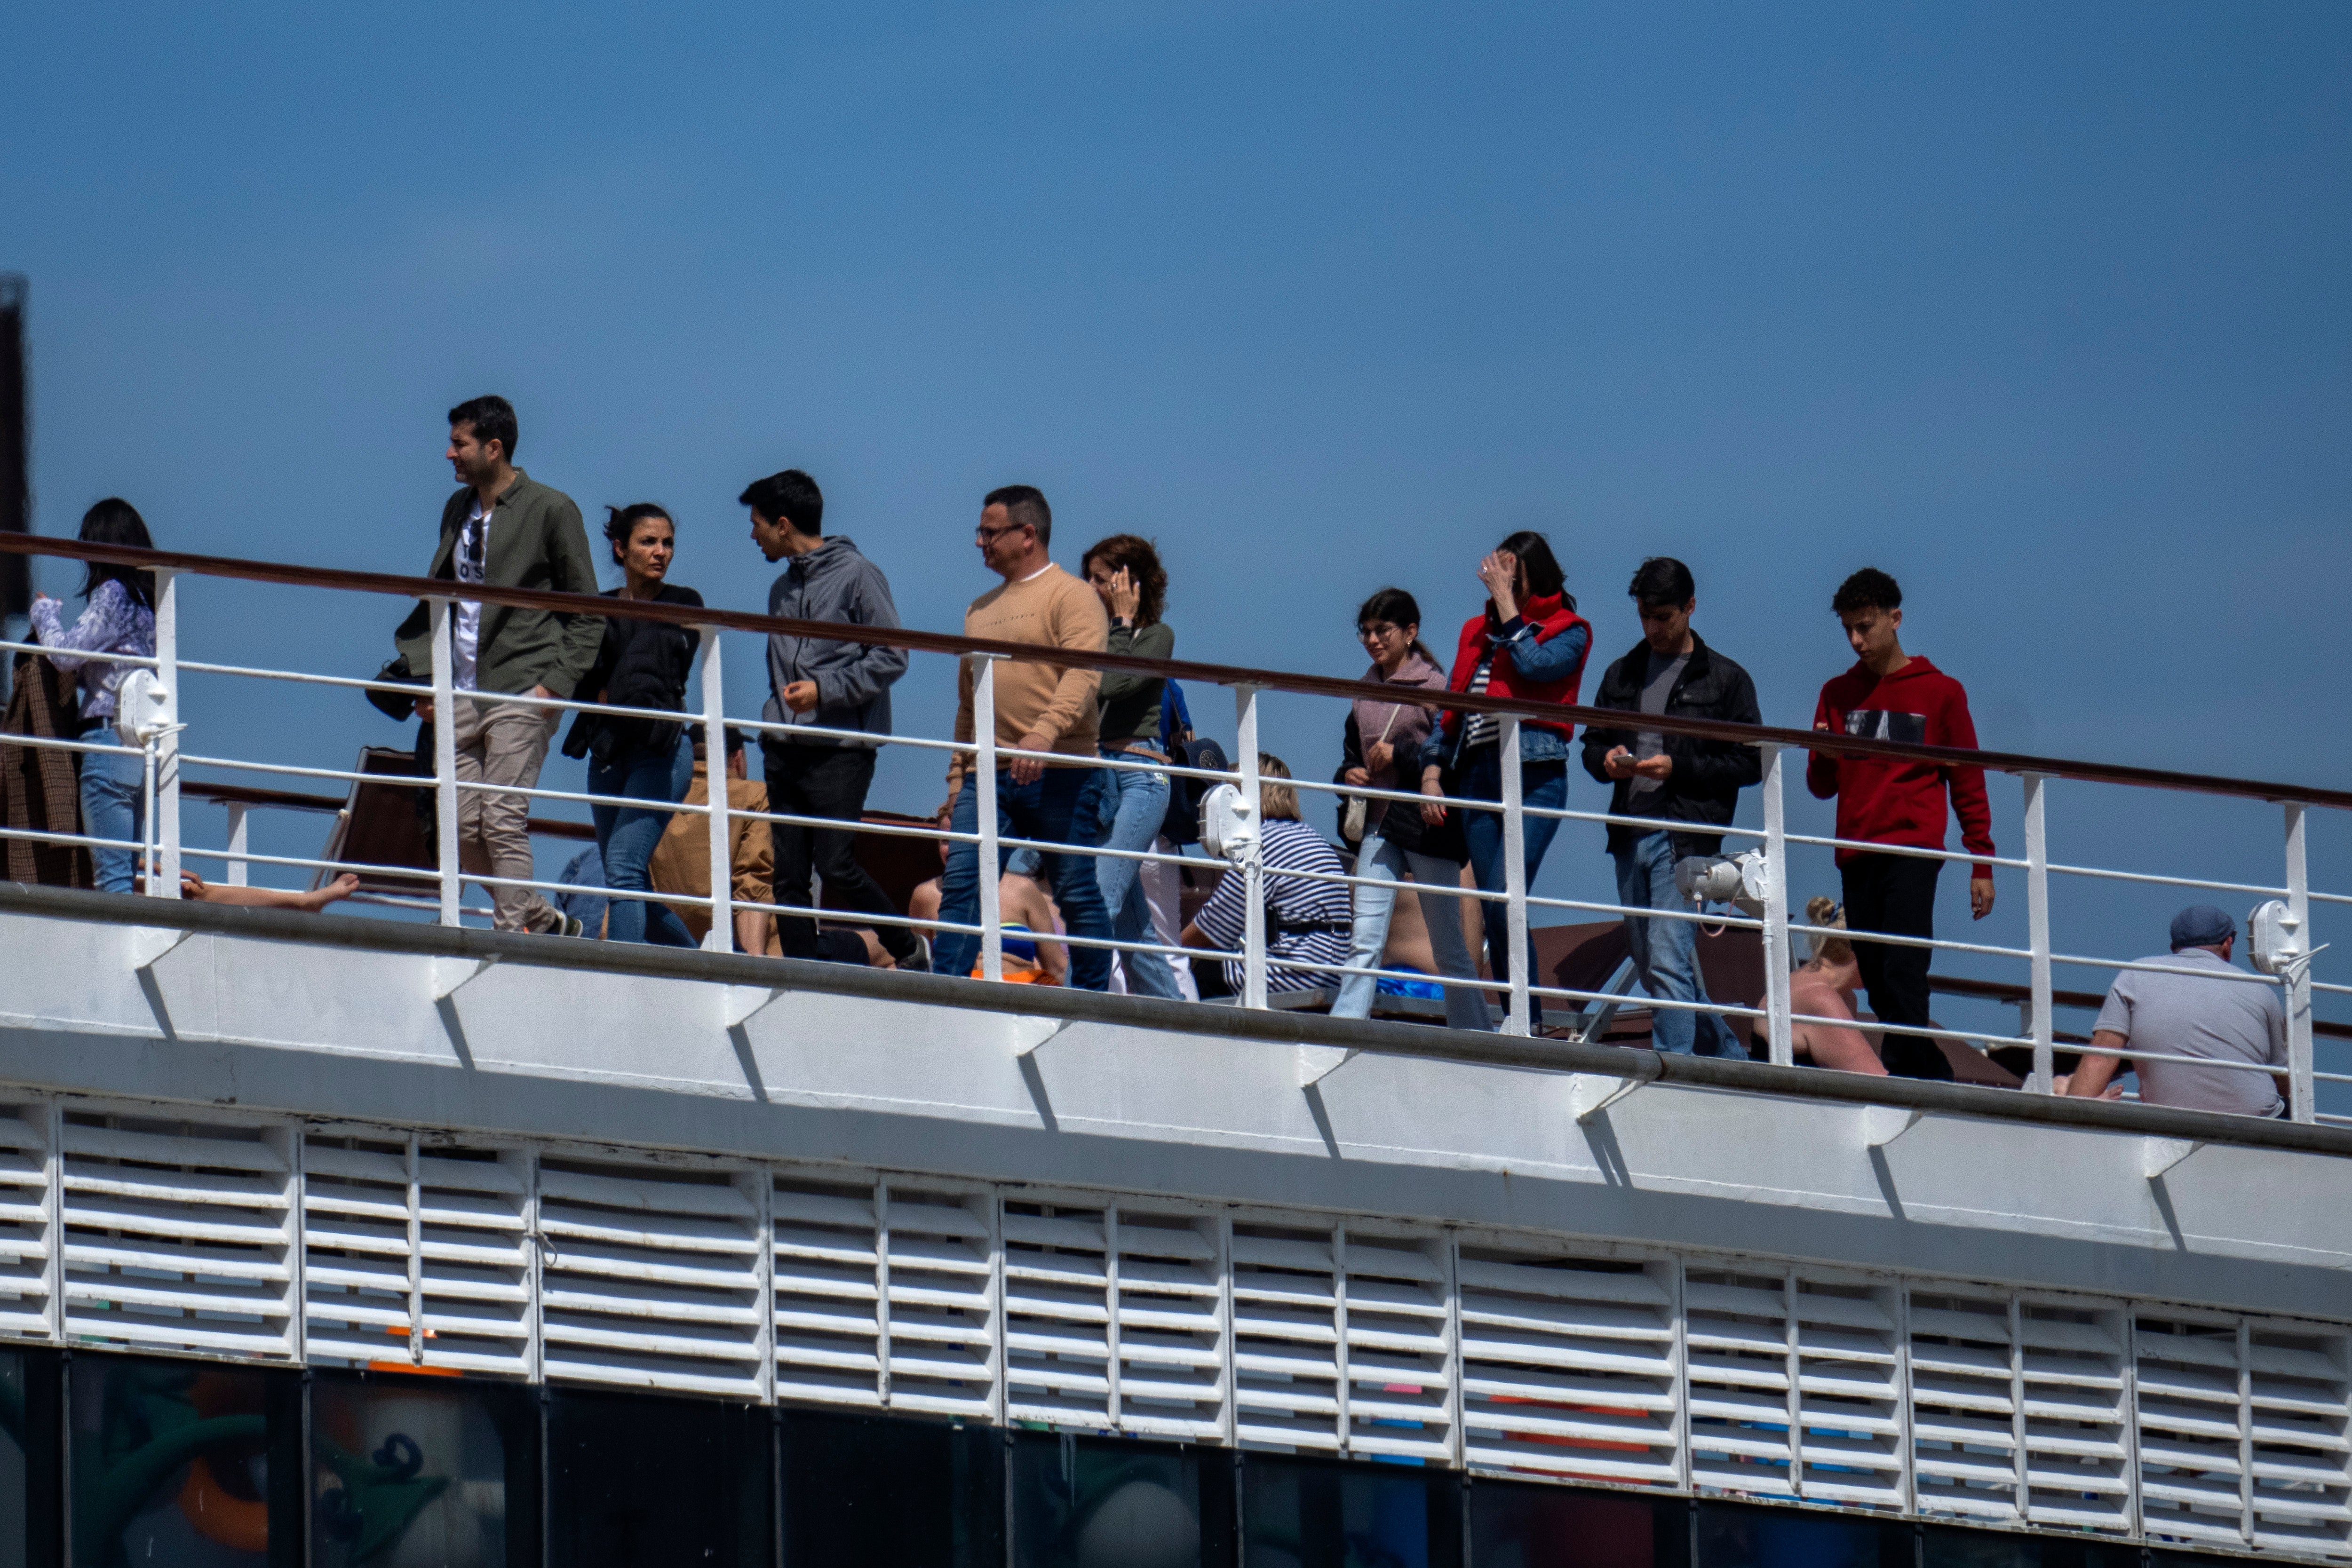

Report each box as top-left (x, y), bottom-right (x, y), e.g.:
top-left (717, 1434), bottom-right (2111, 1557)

top-left (2094, 948), bottom-right (2286, 1117)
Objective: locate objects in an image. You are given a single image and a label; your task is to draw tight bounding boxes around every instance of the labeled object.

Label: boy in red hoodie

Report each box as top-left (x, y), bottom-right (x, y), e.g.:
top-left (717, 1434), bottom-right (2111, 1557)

top-left (1806, 568), bottom-right (1995, 1080)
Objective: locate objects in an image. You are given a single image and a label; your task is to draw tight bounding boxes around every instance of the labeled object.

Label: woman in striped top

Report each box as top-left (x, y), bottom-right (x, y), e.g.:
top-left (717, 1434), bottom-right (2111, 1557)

top-left (1181, 754), bottom-right (1353, 994)
top-left (1418, 532), bottom-right (1592, 1003)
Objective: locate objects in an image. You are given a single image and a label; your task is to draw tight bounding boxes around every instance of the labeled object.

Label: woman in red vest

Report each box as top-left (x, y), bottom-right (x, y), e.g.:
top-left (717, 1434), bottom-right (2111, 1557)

top-left (1417, 531), bottom-right (1591, 1017)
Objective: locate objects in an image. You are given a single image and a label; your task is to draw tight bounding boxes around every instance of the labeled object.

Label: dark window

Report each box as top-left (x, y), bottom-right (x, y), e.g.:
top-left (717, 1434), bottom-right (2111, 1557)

top-left (1470, 1477), bottom-right (1687, 1568)
top-left (311, 1370), bottom-right (539, 1567)
top-left (1242, 1452), bottom-right (1462, 1568)
top-left (1012, 1431), bottom-right (1228, 1568)
top-left (1923, 1523), bottom-right (2144, 1565)
top-left (1695, 1499), bottom-right (1908, 1568)
top-left (548, 1387), bottom-right (771, 1568)
top-left (779, 1409), bottom-right (1001, 1568)
top-left (65, 1353), bottom-right (302, 1568)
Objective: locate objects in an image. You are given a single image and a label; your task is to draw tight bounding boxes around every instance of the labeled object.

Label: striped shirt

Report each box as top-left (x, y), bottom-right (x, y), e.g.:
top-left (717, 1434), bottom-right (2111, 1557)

top-left (1460, 657), bottom-right (1498, 750)
top-left (1190, 818), bottom-right (1353, 993)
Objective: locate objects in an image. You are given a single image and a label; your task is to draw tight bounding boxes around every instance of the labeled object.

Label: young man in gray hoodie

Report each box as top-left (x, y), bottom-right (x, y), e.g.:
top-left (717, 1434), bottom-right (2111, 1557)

top-left (742, 469), bottom-right (921, 967)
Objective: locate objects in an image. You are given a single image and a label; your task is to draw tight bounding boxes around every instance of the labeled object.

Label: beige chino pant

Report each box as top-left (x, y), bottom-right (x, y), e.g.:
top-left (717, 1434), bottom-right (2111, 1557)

top-left (450, 695), bottom-right (561, 933)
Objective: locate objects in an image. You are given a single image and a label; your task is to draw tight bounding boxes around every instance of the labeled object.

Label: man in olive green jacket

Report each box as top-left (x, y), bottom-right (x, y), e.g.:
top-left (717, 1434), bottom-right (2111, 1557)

top-left (393, 396), bottom-right (602, 932)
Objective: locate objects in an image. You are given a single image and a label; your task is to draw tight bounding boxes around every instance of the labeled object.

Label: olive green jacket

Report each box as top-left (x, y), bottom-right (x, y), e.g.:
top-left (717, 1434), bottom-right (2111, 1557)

top-left (392, 471), bottom-right (604, 698)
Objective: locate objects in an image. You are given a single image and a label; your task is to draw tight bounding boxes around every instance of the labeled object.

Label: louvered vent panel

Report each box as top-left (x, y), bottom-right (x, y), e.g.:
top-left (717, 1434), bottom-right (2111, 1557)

top-left (1339, 1229), bottom-right (1450, 1461)
top-left (881, 1180), bottom-right (996, 1417)
top-left (537, 1157), bottom-right (763, 1397)
top-left (61, 1114), bottom-right (295, 1358)
top-left (1456, 1245), bottom-right (1677, 1485)
top-left (1112, 1206), bottom-right (1225, 1441)
top-left (302, 1135), bottom-right (413, 1365)
top-left (2017, 1298), bottom-right (2130, 1534)
top-left (1231, 1220), bottom-right (1342, 1450)
top-left (1910, 1288), bottom-right (2020, 1521)
top-left (770, 1173), bottom-right (882, 1407)
top-left (0, 1108), bottom-right (51, 1337)
top-left (414, 1148), bottom-right (531, 1376)
top-left (2247, 1322), bottom-right (2352, 1558)
top-left (1792, 1276), bottom-right (1904, 1509)
top-left (2136, 1311), bottom-right (2247, 1549)
top-left (1686, 1268), bottom-right (1795, 1495)
top-left (1001, 1198), bottom-right (1111, 1426)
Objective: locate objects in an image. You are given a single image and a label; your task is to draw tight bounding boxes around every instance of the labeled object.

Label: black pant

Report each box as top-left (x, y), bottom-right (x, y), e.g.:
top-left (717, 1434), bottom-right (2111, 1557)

top-left (763, 742), bottom-right (917, 963)
top-left (1839, 852), bottom-right (1951, 1081)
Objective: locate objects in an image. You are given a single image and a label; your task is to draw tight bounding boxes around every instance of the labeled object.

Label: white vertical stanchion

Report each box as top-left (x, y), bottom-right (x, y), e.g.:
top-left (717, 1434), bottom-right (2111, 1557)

top-left (1236, 686), bottom-right (1266, 1010)
top-left (1501, 715), bottom-right (1530, 1036)
top-left (224, 802), bottom-right (249, 887)
top-left (1761, 744), bottom-right (1793, 1066)
top-left (2023, 774), bottom-right (2055, 1094)
top-left (976, 656), bottom-right (1003, 983)
top-left (151, 567), bottom-right (182, 896)
top-left (429, 598), bottom-right (461, 927)
top-left (2285, 802), bottom-right (2314, 1125)
top-left (697, 628), bottom-right (732, 953)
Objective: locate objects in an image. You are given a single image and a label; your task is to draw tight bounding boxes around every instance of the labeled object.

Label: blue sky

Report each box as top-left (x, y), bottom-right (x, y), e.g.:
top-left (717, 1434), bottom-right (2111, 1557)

top-left (5, 3), bottom-right (2348, 1053)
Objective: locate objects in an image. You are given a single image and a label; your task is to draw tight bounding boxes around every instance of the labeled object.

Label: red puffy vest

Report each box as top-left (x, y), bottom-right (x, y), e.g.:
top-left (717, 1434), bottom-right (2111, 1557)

top-left (1439, 592), bottom-right (1592, 743)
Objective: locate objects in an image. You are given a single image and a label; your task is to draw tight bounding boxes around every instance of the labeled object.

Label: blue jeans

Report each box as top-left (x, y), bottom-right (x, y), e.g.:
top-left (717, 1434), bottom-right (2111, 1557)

top-left (80, 735), bottom-right (144, 894)
top-left (1457, 747), bottom-right (1568, 987)
top-left (1094, 749), bottom-right (1184, 1001)
top-left (934, 767), bottom-right (1114, 990)
top-left (1614, 831), bottom-right (1743, 1057)
top-left (1331, 832), bottom-right (1489, 1031)
top-left (589, 736), bottom-right (697, 948)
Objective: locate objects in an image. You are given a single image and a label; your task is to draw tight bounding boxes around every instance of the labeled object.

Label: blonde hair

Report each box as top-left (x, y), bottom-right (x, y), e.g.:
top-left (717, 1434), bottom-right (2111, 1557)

top-left (1257, 753), bottom-right (1300, 821)
top-left (1804, 895), bottom-right (1853, 968)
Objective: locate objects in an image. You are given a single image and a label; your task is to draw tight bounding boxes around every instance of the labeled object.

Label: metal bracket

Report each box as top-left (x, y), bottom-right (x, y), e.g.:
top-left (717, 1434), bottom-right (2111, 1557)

top-left (2143, 1138), bottom-right (2205, 1181)
top-left (1862, 1107), bottom-right (1925, 1148)
top-left (1012, 1018), bottom-right (1074, 1059)
top-left (723, 986), bottom-right (787, 1029)
top-left (431, 954), bottom-right (500, 1000)
top-left (1571, 1075), bottom-right (1645, 1123)
top-left (131, 926), bottom-right (196, 973)
top-left (1298, 1045), bottom-right (1358, 1087)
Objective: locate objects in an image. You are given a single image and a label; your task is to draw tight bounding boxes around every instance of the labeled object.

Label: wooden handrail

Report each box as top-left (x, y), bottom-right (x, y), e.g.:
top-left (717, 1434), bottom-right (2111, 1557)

top-left (8, 531), bottom-right (2349, 811)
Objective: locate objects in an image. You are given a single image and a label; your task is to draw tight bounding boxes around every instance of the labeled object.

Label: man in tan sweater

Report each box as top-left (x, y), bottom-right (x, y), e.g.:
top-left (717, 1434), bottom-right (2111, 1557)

top-left (932, 485), bottom-right (1115, 988)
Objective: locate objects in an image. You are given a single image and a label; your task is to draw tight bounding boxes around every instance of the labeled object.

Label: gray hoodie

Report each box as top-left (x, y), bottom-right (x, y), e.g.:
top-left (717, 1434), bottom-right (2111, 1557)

top-left (762, 536), bottom-right (908, 749)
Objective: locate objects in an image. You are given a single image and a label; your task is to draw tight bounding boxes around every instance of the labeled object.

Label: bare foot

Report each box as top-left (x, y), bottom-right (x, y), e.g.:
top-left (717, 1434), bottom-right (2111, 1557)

top-left (297, 874), bottom-right (362, 912)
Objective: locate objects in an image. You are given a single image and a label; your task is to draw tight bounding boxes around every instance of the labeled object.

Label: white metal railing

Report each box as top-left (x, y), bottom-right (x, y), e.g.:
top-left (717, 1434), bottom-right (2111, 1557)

top-left (0, 539), bottom-right (2343, 1128)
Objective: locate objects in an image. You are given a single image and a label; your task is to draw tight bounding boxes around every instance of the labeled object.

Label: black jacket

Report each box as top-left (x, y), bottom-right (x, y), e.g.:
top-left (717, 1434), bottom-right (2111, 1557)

top-left (561, 583), bottom-right (705, 766)
top-left (1578, 632), bottom-right (1762, 859)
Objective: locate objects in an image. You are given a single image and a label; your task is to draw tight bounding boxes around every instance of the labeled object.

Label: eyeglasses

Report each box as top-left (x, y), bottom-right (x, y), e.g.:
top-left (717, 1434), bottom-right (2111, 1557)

top-left (1358, 623), bottom-right (1401, 642)
top-left (976, 521), bottom-right (1032, 543)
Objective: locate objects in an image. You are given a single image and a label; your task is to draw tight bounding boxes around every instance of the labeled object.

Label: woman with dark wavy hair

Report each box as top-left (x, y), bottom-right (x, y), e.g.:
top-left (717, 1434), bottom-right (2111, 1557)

top-left (1078, 532), bottom-right (1186, 999)
top-left (31, 499), bottom-right (159, 892)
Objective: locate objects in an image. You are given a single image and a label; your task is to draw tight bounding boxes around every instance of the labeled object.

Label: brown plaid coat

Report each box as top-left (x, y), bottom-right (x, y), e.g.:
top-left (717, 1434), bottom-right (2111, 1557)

top-left (1, 653), bottom-right (93, 887)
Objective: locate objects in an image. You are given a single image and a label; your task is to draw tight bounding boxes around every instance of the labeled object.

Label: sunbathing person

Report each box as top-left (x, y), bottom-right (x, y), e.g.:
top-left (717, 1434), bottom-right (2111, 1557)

top-left (1788, 897), bottom-right (1889, 1076)
top-left (175, 871), bottom-right (362, 911)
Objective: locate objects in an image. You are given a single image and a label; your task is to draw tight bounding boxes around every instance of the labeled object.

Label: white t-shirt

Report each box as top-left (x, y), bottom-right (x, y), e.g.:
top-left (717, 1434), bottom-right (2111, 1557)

top-left (453, 499), bottom-right (488, 692)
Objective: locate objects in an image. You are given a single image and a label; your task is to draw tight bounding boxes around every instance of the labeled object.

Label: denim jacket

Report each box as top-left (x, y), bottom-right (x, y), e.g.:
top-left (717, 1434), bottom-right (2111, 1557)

top-left (1418, 616), bottom-right (1590, 774)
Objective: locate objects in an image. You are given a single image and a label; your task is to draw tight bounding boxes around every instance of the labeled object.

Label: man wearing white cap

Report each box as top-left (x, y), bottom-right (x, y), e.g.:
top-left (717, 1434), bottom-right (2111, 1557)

top-left (2066, 905), bottom-right (2288, 1117)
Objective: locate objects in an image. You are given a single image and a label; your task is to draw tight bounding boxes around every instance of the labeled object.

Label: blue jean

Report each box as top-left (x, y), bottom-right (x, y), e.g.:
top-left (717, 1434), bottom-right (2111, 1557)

top-left (1457, 747), bottom-right (1568, 987)
top-left (934, 767), bottom-right (1114, 990)
top-left (1331, 832), bottom-right (1490, 1031)
top-left (1094, 750), bottom-right (1184, 1001)
top-left (80, 735), bottom-right (144, 894)
top-left (1614, 831), bottom-right (1743, 1057)
top-left (589, 736), bottom-right (697, 948)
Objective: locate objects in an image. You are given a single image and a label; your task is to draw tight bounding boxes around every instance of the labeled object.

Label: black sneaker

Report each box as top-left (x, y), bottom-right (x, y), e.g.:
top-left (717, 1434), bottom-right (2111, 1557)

top-left (550, 914), bottom-right (586, 938)
top-left (894, 936), bottom-right (932, 974)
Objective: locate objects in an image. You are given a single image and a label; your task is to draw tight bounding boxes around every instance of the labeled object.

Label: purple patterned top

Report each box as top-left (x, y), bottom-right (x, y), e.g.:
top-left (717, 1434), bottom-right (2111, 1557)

top-left (30, 579), bottom-right (157, 720)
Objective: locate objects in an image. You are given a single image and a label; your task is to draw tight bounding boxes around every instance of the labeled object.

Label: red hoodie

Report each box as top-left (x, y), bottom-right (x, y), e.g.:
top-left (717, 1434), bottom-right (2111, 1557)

top-left (1806, 656), bottom-right (1995, 876)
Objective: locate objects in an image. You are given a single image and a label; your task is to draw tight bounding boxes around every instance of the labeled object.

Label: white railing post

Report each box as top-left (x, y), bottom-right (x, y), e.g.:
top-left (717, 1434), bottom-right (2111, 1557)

top-left (2023, 774), bottom-right (2055, 1094)
top-left (224, 802), bottom-right (249, 887)
top-left (1501, 714), bottom-right (1530, 1036)
top-left (697, 627), bottom-right (732, 953)
top-left (1236, 686), bottom-right (1266, 1010)
top-left (1761, 743), bottom-right (1793, 1066)
top-left (429, 598), bottom-right (461, 927)
top-left (151, 567), bottom-right (182, 896)
top-left (975, 655), bottom-right (1002, 983)
top-left (2285, 802), bottom-right (2314, 1124)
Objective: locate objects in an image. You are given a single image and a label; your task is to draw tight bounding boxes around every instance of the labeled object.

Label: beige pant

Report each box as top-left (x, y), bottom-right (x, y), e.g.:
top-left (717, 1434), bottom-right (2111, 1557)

top-left (452, 696), bottom-right (560, 932)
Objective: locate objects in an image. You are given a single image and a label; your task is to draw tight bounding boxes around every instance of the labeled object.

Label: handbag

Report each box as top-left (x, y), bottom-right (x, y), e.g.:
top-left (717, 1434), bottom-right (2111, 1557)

top-left (366, 655), bottom-right (424, 722)
top-left (1339, 704), bottom-right (1404, 845)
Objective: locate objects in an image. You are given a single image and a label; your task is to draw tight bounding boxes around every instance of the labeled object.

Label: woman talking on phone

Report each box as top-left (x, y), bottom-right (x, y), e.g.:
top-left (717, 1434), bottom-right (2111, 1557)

top-left (1417, 532), bottom-right (1591, 1005)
